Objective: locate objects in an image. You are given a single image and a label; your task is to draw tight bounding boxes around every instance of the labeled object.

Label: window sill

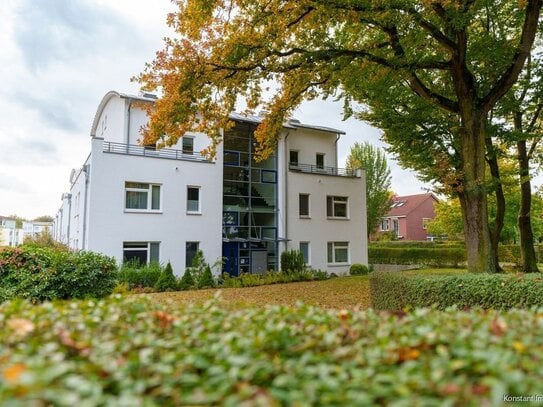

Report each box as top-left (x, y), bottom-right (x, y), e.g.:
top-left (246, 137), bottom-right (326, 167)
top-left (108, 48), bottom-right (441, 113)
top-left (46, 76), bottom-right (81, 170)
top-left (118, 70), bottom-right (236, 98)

top-left (299, 215), bottom-right (311, 219)
top-left (327, 217), bottom-right (350, 220)
top-left (327, 263), bottom-right (350, 267)
top-left (124, 209), bottom-right (163, 214)
top-left (187, 211), bottom-right (202, 216)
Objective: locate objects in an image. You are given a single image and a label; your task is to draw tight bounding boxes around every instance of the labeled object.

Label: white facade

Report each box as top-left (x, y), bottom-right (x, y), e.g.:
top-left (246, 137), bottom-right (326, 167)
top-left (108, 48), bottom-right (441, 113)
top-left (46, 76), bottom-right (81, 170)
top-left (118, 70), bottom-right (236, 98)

top-left (56, 91), bottom-right (367, 276)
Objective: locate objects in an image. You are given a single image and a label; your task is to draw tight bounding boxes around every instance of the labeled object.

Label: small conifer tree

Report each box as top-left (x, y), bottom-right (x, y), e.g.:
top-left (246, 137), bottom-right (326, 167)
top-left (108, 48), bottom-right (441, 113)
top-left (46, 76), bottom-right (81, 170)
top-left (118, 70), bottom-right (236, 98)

top-left (155, 262), bottom-right (178, 292)
top-left (198, 264), bottom-right (215, 289)
top-left (179, 267), bottom-right (195, 291)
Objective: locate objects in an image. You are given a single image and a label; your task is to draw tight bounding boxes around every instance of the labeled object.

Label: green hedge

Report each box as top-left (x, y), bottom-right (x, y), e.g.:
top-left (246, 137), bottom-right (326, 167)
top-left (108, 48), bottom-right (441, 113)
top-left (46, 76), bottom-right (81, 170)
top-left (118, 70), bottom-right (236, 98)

top-left (0, 246), bottom-right (117, 302)
top-left (222, 269), bottom-right (328, 288)
top-left (369, 246), bottom-right (466, 267)
top-left (2, 296), bottom-right (543, 405)
top-left (370, 271), bottom-right (543, 310)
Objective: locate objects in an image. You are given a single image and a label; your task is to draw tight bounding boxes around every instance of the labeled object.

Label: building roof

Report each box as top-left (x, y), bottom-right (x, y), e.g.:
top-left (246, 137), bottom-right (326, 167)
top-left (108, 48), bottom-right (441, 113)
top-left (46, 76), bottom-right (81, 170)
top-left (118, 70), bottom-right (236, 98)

top-left (386, 193), bottom-right (438, 217)
top-left (90, 91), bottom-right (345, 137)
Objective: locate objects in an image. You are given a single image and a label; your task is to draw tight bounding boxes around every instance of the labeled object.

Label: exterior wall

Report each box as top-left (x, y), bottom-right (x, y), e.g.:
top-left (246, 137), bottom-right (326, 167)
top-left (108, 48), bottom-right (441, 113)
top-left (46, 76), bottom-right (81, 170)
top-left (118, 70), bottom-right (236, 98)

top-left (286, 128), bottom-right (338, 168)
top-left (1, 227), bottom-right (23, 247)
top-left (85, 137), bottom-right (223, 276)
top-left (95, 96), bottom-right (125, 143)
top-left (280, 130), bottom-right (367, 275)
top-left (405, 197), bottom-right (436, 240)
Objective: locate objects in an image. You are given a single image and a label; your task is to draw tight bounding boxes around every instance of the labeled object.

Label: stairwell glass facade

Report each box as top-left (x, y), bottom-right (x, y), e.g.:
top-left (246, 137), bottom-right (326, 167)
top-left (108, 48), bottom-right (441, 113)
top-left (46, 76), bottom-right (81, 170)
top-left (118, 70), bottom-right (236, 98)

top-left (222, 121), bottom-right (278, 275)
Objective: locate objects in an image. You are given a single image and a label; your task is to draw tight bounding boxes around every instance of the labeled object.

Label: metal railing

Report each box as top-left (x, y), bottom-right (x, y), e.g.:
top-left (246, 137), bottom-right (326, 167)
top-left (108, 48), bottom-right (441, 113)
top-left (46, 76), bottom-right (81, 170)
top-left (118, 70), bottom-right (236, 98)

top-left (289, 163), bottom-right (358, 177)
top-left (103, 141), bottom-right (210, 162)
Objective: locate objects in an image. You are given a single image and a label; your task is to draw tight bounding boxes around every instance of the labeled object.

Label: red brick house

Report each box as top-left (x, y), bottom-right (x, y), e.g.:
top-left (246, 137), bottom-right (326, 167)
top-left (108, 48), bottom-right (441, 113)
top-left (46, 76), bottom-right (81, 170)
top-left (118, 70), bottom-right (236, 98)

top-left (377, 193), bottom-right (439, 241)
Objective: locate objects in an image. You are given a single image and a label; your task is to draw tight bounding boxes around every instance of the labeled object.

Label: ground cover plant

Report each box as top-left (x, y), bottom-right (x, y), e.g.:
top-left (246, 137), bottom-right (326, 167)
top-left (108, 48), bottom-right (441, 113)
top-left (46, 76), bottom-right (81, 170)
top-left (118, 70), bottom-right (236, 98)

top-left (2, 295), bottom-right (543, 405)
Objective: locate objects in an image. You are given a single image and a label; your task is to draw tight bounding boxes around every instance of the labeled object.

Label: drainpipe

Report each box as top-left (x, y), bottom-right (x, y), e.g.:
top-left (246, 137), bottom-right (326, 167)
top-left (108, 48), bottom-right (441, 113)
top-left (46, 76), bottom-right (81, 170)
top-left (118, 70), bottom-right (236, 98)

top-left (81, 165), bottom-right (90, 250)
top-left (283, 132), bottom-right (290, 253)
top-left (66, 193), bottom-right (72, 247)
top-left (334, 133), bottom-right (341, 169)
top-left (126, 99), bottom-right (133, 151)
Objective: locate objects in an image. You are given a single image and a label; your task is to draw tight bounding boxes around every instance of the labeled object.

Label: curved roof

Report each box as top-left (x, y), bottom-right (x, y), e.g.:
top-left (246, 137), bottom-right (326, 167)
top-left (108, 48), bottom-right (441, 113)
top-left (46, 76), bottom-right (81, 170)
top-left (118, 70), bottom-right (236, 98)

top-left (89, 90), bottom-right (156, 137)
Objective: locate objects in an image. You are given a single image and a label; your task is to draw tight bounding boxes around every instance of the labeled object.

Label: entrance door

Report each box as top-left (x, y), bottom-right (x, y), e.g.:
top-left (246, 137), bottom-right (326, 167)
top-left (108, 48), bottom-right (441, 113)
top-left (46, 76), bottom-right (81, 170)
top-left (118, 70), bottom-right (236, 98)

top-left (251, 250), bottom-right (267, 274)
top-left (222, 242), bottom-right (239, 276)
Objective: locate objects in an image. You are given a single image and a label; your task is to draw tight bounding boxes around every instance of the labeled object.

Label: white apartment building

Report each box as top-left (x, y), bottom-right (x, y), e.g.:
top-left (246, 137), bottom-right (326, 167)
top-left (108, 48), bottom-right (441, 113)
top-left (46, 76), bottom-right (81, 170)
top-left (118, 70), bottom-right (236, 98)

top-left (55, 90), bottom-right (368, 276)
top-left (0, 217), bottom-right (24, 247)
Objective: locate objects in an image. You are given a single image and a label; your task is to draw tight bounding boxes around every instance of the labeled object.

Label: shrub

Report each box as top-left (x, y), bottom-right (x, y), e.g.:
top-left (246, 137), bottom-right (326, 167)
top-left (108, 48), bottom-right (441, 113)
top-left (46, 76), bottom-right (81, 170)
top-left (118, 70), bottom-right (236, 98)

top-left (0, 246), bottom-right (117, 302)
top-left (179, 268), bottom-right (195, 290)
top-left (349, 263), bottom-right (369, 275)
top-left (155, 262), bottom-right (179, 292)
top-left (370, 270), bottom-right (543, 310)
top-left (3, 296), bottom-right (543, 405)
top-left (280, 249), bottom-right (305, 273)
top-left (221, 269), bottom-right (329, 288)
top-left (22, 230), bottom-right (70, 252)
top-left (198, 265), bottom-right (216, 289)
top-left (117, 261), bottom-right (162, 289)
top-left (369, 246), bottom-right (466, 267)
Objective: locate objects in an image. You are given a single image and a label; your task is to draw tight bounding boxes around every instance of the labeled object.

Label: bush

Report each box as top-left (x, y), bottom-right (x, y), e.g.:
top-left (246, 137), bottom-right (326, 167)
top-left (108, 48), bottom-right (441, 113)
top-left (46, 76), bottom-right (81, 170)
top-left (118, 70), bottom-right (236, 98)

top-left (369, 246), bottom-right (466, 267)
top-left (0, 246), bottom-right (117, 302)
top-left (3, 296), bottom-right (543, 405)
top-left (280, 249), bottom-right (305, 273)
top-left (179, 268), bottom-right (195, 290)
top-left (198, 265), bottom-right (216, 289)
top-left (155, 262), bottom-right (179, 292)
top-left (349, 263), bottom-right (369, 275)
top-left (117, 261), bottom-right (162, 289)
top-left (370, 270), bottom-right (543, 310)
top-left (221, 269), bottom-right (328, 288)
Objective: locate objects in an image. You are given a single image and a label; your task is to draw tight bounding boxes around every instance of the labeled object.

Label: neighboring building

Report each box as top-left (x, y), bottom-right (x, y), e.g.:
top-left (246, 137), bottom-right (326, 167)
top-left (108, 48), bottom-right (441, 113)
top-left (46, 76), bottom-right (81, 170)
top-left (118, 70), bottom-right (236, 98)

top-left (55, 90), bottom-right (368, 276)
top-left (0, 216), bottom-right (23, 247)
top-left (23, 221), bottom-right (53, 239)
top-left (377, 193), bottom-right (439, 241)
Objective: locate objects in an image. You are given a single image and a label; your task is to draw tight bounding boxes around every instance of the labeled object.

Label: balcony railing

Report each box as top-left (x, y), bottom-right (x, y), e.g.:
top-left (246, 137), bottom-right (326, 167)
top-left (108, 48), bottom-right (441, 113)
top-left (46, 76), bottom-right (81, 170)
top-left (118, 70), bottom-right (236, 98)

top-left (289, 163), bottom-right (358, 177)
top-left (102, 141), bottom-right (210, 162)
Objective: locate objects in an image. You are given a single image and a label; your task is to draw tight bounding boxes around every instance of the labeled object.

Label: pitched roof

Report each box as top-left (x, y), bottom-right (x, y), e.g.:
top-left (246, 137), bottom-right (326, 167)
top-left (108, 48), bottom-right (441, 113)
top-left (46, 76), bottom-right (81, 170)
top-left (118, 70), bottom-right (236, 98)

top-left (386, 193), bottom-right (438, 217)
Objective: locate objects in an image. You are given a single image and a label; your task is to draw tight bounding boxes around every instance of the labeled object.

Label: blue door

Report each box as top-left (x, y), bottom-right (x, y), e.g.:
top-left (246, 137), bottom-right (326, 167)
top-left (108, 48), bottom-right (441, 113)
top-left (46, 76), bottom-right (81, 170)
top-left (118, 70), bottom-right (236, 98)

top-left (222, 242), bottom-right (239, 276)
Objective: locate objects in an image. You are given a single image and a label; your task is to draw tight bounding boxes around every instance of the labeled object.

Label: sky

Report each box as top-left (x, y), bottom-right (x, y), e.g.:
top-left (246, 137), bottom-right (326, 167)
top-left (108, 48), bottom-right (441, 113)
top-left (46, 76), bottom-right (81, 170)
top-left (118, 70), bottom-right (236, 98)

top-left (0, 0), bottom-right (429, 220)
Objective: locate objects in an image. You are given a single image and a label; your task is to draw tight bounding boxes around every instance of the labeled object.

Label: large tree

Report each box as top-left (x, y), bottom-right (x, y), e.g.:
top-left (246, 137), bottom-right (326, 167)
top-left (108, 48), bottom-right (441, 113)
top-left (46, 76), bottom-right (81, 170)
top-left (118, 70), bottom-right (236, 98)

top-left (137, 0), bottom-right (542, 273)
top-left (346, 142), bottom-right (391, 238)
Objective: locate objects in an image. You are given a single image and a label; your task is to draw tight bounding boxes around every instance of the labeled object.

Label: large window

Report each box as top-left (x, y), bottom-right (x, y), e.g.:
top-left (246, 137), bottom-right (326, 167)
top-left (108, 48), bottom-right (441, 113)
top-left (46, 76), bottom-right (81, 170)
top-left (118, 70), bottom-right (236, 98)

top-left (299, 194), bottom-right (310, 217)
top-left (186, 241), bottom-right (199, 267)
top-left (182, 137), bottom-right (194, 155)
top-left (123, 242), bottom-right (159, 265)
top-left (327, 196), bottom-right (348, 218)
top-left (187, 186), bottom-right (200, 213)
top-left (300, 242), bottom-right (310, 265)
top-left (327, 241), bottom-right (349, 264)
top-left (125, 182), bottom-right (161, 211)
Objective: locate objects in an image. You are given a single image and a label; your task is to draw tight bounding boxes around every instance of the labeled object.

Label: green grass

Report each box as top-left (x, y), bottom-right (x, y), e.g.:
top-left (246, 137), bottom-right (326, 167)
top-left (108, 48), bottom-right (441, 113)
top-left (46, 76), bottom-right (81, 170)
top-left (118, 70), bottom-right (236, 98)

top-left (146, 276), bottom-right (371, 309)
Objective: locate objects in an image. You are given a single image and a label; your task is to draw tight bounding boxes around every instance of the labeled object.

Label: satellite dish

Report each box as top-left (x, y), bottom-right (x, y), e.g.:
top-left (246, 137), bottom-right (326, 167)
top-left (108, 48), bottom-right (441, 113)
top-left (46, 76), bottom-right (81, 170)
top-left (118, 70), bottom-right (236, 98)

top-left (69, 169), bottom-right (77, 184)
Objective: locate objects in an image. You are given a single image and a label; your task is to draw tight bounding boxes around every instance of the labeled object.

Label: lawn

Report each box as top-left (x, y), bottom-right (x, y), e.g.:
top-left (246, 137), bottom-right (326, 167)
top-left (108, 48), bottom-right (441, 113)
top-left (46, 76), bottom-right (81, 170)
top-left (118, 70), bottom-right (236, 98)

top-left (146, 275), bottom-right (372, 309)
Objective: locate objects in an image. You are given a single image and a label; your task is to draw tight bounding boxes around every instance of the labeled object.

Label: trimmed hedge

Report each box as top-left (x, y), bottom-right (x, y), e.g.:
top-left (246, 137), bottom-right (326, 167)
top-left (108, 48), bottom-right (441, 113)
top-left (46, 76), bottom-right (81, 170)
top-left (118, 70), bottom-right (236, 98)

top-left (0, 246), bottom-right (117, 302)
top-left (222, 269), bottom-right (328, 288)
top-left (370, 270), bottom-right (543, 310)
top-left (369, 246), bottom-right (466, 267)
top-left (2, 296), bottom-right (543, 404)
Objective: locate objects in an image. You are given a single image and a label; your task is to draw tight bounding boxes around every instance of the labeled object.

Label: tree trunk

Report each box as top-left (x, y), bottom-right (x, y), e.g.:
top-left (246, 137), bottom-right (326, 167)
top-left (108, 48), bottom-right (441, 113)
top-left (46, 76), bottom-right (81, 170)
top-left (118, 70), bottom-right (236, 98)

top-left (485, 136), bottom-right (505, 272)
top-left (457, 115), bottom-right (497, 273)
top-left (517, 138), bottom-right (539, 272)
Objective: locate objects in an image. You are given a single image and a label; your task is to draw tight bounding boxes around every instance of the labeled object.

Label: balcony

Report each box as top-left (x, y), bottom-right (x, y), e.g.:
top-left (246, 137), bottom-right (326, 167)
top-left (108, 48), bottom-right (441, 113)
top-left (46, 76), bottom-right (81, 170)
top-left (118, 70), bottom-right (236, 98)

top-left (102, 141), bottom-right (211, 162)
top-left (289, 163), bottom-right (359, 177)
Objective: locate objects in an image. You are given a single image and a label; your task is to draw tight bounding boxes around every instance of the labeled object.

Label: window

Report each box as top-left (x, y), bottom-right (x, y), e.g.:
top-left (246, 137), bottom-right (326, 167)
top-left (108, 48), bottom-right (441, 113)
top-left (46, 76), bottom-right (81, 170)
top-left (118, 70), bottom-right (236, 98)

top-left (187, 186), bottom-right (200, 213)
top-left (182, 137), bottom-right (194, 155)
top-left (392, 219), bottom-right (399, 235)
top-left (316, 153), bottom-right (325, 169)
top-left (422, 218), bottom-right (430, 230)
top-left (125, 182), bottom-right (161, 211)
top-left (327, 196), bottom-right (348, 218)
top-left (300, 242), bottom-right (310, 265)
top-left (289, 150), bottom-right (299, 166)
top-left (123, 242), bottom-right (159, 265)
top-left (380, 218), bottom-right (389, 231)
top-left (327, 241), bottom-right (349, 264)
top-left (186, 241), bottom-right (199, 267)
top-left (299, 194), bottom-right (310, 217)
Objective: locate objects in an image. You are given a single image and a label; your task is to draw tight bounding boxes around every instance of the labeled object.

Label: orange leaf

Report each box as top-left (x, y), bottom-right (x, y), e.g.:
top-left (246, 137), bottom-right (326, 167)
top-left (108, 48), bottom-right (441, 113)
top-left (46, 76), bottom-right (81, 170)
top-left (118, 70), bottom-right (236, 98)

top-left (3, 363), bottom-right (26, 384)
